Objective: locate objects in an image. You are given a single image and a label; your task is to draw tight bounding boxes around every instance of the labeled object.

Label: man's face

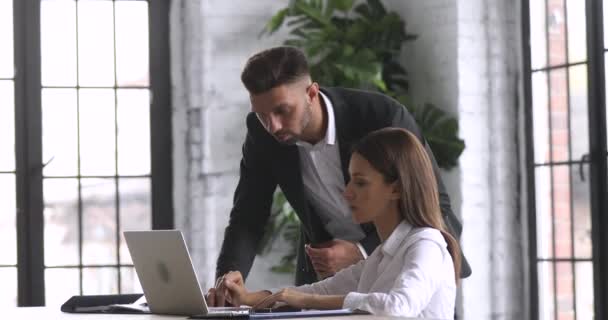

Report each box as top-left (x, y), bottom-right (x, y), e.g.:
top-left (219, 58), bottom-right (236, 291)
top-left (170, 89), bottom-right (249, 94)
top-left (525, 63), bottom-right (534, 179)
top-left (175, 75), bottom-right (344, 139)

top-left (250, 82), bottom-right (315, 145)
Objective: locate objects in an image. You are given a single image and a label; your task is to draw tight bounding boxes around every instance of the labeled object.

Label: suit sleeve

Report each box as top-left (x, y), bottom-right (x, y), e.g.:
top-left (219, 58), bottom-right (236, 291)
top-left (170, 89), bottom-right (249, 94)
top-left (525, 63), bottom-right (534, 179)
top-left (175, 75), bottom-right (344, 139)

top-left (215, 120), bottom-right (277, 280)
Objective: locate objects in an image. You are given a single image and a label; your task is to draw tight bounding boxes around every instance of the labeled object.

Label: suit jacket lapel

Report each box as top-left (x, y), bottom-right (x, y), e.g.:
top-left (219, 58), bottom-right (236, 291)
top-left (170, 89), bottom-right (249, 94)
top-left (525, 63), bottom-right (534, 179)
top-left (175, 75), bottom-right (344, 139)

top-left (321, 87), bottom-right (378, 239)
top-left (321, 87), bottom-right (357, 185)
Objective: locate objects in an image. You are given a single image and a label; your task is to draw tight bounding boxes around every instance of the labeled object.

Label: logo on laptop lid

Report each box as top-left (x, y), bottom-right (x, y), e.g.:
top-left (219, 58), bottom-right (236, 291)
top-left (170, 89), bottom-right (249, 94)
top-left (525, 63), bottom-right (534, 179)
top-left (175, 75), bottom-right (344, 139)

top-left (156, 261), bottom-right (170, 283)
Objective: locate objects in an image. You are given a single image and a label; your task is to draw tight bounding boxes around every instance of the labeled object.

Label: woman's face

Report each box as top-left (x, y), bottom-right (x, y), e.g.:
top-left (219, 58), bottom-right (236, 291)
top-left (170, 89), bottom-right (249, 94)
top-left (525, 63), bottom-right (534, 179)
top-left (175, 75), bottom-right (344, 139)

top-left (343, 152), bottom-right (399, 224)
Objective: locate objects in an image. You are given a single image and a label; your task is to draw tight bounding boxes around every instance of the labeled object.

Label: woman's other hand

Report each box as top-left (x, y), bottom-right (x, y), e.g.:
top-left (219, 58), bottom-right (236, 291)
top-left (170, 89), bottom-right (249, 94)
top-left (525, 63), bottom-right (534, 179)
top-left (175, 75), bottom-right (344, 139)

top-left (253, 288), bottom-right (311, 310)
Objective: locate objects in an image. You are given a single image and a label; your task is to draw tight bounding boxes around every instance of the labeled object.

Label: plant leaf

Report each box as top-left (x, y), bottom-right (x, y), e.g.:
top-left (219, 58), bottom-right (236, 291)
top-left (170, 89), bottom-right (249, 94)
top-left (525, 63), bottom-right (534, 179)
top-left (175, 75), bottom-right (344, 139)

top-left (333, 0), bottom-right (355, 11)
top-left (294, 0), bottom-right (335, 29)
top-left (354, 3), bottom-right (372, 19)
top-left (410, 103), bottom-right (465, 170)
top-left (262, 8), bottom-right (289, 36)
top-left (366, 0), bottom-right (387, 17)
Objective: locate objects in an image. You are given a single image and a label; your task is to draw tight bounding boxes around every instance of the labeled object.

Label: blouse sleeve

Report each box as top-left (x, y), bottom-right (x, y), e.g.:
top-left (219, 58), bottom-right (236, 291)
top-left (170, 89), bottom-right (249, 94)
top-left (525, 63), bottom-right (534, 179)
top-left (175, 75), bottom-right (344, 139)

top-left (342, 240), bottom-right (451, 317)
top-left (290, 259), bottom-right (366, 296)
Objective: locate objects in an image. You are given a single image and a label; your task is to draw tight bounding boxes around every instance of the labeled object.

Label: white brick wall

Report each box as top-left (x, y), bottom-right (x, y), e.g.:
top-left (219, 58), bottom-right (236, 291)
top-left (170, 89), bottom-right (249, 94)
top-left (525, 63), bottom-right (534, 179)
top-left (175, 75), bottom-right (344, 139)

top-left (458, 0), bottom-right (526, 319)
top-left (171, 0), bottom-right (295, 291)
top-left (171, 0), bottom-right (529, 318)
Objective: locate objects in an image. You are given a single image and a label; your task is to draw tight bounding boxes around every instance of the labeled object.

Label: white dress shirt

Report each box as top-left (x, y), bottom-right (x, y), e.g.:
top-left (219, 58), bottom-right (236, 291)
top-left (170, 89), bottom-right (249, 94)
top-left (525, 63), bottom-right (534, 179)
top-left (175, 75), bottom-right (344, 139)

top-left (296, 92), bottom-right (366, 256)
top-left (292, 221), bottom-right (456, 319)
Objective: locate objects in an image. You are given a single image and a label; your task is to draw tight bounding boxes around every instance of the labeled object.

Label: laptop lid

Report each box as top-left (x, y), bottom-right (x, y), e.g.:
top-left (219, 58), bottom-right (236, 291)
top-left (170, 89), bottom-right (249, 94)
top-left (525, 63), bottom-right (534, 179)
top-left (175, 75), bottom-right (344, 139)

top-left (123, 230), bottom-right (209, 316)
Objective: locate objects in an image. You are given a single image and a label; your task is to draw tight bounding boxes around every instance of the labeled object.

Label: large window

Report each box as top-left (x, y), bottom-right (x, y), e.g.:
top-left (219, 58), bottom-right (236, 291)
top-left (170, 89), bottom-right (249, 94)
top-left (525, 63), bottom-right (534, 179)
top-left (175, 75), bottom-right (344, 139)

top-left (0, 0), bottom-right (18, 309)
top-left (1, 0), bottom-right (172, 307)
top-left (524, 0), bottom-right (608, 319)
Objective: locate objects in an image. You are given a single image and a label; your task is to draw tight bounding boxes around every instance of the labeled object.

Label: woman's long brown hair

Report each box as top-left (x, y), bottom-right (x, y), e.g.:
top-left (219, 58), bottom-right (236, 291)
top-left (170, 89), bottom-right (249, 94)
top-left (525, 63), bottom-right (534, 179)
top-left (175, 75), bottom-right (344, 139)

top-left (352, 128), bottom-right (461, 283)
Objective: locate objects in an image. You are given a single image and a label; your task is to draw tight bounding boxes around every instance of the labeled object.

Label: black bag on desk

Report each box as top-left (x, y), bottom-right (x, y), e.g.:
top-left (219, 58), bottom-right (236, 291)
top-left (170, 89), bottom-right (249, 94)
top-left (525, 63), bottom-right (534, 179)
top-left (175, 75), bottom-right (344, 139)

top-left (61, 293), bottom-right (149, 314)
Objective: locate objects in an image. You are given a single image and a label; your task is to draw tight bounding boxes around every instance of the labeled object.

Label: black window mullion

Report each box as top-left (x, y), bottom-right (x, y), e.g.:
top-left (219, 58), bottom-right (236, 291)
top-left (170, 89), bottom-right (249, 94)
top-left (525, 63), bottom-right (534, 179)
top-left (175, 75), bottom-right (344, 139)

top-left (524, 1), bottom-right (608, 319)
top-left (149, 0), bottom-right (173, 230)
top-left (531, 60), bottom-right (588, 72)
top-left (586, 1), bottom-right (608, 320)
top-left (534, 159), bottom-right (591, 167)
top-left (10, 0), bottom-right (171, 305)
top-left (14, 0), bottom-right (45, 307)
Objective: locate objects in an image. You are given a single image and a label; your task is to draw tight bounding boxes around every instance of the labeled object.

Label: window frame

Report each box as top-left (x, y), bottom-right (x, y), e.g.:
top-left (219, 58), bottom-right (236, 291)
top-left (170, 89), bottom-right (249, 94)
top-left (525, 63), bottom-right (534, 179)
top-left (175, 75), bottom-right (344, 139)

top-left (12, 0), bottom-right (173, 306)
top-left (522, 0), bottom-right (608, 319)
top-left (585, 0), bottom-right (608, 318)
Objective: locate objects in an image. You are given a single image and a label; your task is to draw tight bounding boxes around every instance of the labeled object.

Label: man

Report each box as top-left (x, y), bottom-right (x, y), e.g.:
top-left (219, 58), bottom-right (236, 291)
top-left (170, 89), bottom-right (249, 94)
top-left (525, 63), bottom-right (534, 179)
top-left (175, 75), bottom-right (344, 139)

top-left (211, 46), bottom-right (471, 302)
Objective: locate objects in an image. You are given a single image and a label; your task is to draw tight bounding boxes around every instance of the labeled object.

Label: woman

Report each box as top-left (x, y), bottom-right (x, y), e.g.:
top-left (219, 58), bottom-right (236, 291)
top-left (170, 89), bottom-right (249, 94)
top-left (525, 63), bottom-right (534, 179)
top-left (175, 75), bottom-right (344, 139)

top-left (211, 128), bottom-right (461, 319)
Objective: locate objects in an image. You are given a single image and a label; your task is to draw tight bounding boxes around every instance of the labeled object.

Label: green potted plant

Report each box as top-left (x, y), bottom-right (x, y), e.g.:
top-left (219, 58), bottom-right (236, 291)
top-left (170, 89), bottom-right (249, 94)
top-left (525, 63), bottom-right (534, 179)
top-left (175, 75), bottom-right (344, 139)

top-left (256, 0), bottom-right (465, 273)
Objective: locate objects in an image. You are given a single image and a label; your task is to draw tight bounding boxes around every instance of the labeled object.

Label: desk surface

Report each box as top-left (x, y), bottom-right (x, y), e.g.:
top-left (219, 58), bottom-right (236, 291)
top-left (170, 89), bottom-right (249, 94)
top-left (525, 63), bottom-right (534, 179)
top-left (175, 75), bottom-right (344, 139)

top-left (7, 307), bottom-right (429, 320)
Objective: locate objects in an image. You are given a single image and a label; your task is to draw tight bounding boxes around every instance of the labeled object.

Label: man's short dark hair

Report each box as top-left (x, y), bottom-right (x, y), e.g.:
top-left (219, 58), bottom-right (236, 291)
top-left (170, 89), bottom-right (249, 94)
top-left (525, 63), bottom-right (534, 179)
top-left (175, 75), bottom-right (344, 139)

top-left (241, 46), bottom-right (310, 95)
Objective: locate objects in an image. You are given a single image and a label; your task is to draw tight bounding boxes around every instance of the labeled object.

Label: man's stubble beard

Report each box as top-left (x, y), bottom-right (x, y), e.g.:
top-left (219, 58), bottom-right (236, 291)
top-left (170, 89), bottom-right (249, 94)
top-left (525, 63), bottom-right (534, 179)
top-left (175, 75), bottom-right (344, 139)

top-left (278, 100), bottom-right (313, 146)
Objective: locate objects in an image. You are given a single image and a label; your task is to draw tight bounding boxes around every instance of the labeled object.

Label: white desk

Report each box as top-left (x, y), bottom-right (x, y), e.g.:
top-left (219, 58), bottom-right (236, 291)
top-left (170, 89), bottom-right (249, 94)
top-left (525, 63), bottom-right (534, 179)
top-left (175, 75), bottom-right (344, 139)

top-left (7, 307), bottom-right (178, 319)
top-left (7, 307), bottom-right (428, 320)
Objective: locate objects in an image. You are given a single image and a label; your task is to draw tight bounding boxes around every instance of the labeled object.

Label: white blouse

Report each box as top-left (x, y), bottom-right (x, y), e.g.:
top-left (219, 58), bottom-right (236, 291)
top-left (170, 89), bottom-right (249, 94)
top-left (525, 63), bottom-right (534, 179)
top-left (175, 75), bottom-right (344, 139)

top-left (293, 221), bottom-right (456, 319)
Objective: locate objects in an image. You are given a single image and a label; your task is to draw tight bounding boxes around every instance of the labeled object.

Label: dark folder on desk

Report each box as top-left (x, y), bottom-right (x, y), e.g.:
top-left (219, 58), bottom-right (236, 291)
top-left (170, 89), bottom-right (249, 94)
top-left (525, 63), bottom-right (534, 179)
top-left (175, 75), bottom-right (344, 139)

top-left (61, 293), bottom-right (150, 314)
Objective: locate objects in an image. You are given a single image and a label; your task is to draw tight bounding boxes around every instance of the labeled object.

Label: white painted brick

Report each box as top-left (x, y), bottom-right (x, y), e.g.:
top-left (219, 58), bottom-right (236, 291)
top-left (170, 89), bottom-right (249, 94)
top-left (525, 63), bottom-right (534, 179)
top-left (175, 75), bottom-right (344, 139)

top-left (200, 106), bottom-right (247, 174)
top-left (201, 70), bottom-right (250, 105)
top-left (457, 0), bottom-right (525, 318)
top-left (171, 0), bottom-right (298, 291)
top-left (190, 144), bottom-right (202, 161)
top-left (200, 0), bottom-right (289, 17)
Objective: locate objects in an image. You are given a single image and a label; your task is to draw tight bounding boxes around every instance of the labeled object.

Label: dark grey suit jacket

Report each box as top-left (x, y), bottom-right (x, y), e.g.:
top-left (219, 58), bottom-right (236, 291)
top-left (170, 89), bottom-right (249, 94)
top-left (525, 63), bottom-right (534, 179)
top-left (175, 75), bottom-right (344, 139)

top-left (216, 87), bottom-right (471, 285)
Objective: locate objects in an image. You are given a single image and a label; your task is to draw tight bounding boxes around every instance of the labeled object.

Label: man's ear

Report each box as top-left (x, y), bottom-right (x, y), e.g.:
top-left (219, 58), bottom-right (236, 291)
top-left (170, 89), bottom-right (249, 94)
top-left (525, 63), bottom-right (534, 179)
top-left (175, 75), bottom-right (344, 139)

top-left (308, 82), bottom-right (320, 101)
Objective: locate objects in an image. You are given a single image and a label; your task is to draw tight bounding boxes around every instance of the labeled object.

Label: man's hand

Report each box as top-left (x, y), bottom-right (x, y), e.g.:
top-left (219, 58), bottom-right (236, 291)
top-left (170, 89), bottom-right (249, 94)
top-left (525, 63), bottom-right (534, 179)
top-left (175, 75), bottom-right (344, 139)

top-left (305, 239), bottom-right (364, 279)
top-left (206, 271), bottom-right (248, 307)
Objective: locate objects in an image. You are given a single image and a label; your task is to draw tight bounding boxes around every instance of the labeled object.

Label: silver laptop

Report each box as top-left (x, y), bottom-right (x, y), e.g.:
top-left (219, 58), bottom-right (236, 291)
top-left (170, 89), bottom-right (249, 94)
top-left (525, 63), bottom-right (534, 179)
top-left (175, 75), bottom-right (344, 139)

top-left (123, 230), bottom-right (250, 316)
